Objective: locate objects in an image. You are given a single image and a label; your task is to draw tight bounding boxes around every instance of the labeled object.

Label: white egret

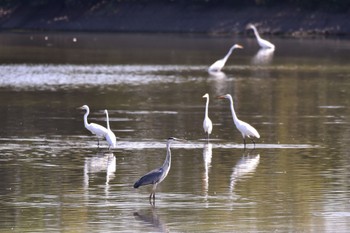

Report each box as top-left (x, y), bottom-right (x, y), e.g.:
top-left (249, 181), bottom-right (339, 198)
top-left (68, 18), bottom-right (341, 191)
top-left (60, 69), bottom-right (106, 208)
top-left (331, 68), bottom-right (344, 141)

top-left (247, 24), bottom-right (275, 50)
top-left (202, 93), bottom-right (213, 141)
top-left (104, 109), bottom-right (117, 150)
top-left (133, 137), bottom-right (181, 202)
top-left (217, 94), bottom-right (260, 148)
top-left (208, 44), bottom-right (243, 72)
top-left (79, 105), bottom-right (109, 147)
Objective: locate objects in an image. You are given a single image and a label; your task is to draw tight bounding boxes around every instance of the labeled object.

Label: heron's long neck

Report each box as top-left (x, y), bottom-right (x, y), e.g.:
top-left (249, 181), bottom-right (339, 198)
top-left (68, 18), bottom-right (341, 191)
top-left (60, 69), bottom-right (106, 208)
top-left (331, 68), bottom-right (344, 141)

top-left (84, 109), bottom-right (90, 128)
top-left (205, 97), bottom-right (209, 118)
top-left (162, 142), bottom-right (172, 171)
top-left (229, 98), bottom-right (239, 124)
top-left (105, 111), bottom-right (110, 130)
top-left (252, 27), bottom-right (261, 40)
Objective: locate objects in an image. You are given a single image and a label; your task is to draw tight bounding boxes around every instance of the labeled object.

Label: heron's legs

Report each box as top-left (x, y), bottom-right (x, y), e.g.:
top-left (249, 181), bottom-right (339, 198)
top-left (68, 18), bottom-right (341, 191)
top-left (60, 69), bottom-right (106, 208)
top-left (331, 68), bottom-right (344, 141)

top-left (149, 192), bottom-right (156, 206)
top-left (243, 138), bottom-right (246, 149)
top-left (149, 192), bottom-right (155, 200)
top-left (149, 184), bottom-right (157, 202)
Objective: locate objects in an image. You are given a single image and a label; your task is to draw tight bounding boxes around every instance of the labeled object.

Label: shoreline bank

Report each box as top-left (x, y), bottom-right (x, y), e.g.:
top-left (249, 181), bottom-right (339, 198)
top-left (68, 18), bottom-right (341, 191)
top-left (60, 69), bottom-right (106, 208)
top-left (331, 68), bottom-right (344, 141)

top-left (1, 2), bottom-right (350, 36)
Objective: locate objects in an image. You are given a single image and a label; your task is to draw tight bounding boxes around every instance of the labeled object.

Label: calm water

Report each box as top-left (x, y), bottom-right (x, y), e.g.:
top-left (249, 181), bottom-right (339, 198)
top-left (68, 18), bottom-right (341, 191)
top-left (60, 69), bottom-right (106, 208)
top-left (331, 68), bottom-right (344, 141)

top-left (0, 32), bottom-right (349, 232)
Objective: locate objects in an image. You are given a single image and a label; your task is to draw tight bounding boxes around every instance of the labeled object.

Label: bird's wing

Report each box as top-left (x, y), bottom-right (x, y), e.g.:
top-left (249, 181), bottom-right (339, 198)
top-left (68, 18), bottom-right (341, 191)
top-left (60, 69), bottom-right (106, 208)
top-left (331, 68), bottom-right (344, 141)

top-left (89, 123), bottom-right (108, 136)
top-left (208, 59), bottom-right (224, 71)
top-left (259, 38), bottom-right (275, 49)
top-left (105, 130), bottom-right (117, 147)
top-left (203, 118), bottom-right (213, 134)
top-left (240, 121), bottom-right (260, 138)
top-left (133, 167), bottom-right (163, 188)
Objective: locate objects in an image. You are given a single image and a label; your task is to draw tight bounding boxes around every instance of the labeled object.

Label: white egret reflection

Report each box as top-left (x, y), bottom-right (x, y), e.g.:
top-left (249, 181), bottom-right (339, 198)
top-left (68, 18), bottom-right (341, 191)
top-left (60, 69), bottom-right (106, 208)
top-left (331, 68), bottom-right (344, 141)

top-left (229, 153), bottom-right (260, 193)
top-left (83, 152), bottom-right (116, 196)
top-left (252, 48), bottom-right (275, 65)
top-left (202, 143), bottom-right (212, 199)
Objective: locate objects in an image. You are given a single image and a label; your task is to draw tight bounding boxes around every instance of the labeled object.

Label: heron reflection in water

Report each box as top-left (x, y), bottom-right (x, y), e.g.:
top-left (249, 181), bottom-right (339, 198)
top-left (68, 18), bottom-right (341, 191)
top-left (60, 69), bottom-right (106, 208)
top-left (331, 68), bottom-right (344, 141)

top-left (133, 208), bottom-right (167, 233)
top-left (133, 137), bottom-right (182, 203)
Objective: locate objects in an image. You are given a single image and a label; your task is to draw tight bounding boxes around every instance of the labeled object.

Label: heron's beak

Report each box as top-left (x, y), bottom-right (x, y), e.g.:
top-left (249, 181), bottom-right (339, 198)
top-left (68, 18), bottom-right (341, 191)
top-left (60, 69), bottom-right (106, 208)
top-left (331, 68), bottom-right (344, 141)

top-left (217, 95), bottom-right (226, 99)
top-left (77, 106), bottom-right (84, 110)
top-left (236, 44), bottom-right (243, 49)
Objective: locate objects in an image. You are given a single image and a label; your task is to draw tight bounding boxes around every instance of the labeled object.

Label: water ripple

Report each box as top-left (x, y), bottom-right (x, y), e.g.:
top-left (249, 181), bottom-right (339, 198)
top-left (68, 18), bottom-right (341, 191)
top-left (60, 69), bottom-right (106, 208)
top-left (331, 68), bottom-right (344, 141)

top-left (0, 136), bottom-right (320, 155)
top-left (0, 64), bottom-right (193, 90)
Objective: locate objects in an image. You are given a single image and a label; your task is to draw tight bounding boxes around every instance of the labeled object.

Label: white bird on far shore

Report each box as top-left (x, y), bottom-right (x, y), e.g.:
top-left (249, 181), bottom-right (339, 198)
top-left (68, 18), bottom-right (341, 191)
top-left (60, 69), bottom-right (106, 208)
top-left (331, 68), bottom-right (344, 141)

top-left (247, 24), bottom-right (275, 50)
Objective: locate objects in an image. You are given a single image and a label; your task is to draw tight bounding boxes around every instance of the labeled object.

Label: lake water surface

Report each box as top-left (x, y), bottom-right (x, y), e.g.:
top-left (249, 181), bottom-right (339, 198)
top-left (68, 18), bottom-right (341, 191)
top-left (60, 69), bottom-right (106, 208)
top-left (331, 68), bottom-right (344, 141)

top-left (0, 32), bottom-right (349, 232)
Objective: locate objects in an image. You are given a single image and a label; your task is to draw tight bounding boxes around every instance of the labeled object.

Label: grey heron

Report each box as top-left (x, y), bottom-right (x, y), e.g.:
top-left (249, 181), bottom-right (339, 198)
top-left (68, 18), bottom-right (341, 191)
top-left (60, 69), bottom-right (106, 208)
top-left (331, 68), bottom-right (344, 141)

top-left (133, 137), bottom-right (181, 201)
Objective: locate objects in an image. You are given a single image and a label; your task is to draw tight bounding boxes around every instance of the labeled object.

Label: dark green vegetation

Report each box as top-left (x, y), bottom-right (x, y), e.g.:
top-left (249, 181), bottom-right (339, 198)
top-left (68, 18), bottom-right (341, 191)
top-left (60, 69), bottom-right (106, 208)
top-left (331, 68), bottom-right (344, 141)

top-left (1, 0), bottom-right (350, 13)
top-left (1, 0), bottom-right (349, 35)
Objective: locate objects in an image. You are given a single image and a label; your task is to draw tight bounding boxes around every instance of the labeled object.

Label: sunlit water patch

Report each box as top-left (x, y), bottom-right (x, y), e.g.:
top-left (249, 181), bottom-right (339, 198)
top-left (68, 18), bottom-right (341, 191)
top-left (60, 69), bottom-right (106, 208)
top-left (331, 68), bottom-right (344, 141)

top-left (1, 62), bottom-right (349, 90)
top-left (0, 64), bottom-right (201, 90)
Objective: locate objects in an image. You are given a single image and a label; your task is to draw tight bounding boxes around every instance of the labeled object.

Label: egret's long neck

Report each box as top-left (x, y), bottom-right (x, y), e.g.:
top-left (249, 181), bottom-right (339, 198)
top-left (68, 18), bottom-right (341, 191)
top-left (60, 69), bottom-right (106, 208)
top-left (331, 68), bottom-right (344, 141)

top-left (162, 142), bottom-right (172, 171)
top-left (252, 27), bottom-right (261, 40)
top-left (105, 111), bottom-right (110, 130)
top-left (84, 109), bottom-right (90, 128)
top-left (223, 46), bottom-right (235, 63)
top-left (228, 97), bottom-right (239, 124)
top-left (205, 97), bottom-right (209, 118)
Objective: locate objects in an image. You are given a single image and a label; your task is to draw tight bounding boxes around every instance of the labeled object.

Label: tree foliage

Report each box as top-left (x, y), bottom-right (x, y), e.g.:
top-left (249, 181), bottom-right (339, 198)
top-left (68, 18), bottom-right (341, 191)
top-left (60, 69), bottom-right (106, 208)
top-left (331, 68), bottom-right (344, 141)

top-left (0, 0), bottom-right (349, 12)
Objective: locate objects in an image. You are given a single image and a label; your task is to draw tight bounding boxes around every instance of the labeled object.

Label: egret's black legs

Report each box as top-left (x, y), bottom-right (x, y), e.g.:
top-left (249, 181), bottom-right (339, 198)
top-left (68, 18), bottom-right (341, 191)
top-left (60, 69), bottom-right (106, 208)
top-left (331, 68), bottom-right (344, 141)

top-left (249, 138), bottom-right (256, 149)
